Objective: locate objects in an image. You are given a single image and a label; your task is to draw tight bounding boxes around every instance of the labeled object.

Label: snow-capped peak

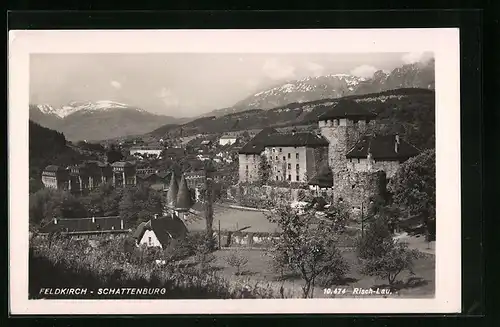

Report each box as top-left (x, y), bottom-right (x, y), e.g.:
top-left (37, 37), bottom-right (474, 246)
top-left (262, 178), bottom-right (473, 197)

top-left (36, 104), bottom-right (57, 115)
top-left (38, 100), bottom-right (145, 118)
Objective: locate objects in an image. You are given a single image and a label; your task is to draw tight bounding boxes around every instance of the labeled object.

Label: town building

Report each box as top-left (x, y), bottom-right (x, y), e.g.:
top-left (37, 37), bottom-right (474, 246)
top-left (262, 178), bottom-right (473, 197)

top-left (238, 99), bottom-right (420, 209)
top-left (238, 128), bottom-right (329, 184)
top-left (41, 165), bottom-right (70, 190)
top-left (136, 171), bottom-right (170, 191)
top-left (129, 146), bottom-right (164, 158)
top-left (41, 160), bottom-right (138, 193)
top-left (111, 161), bottom-right (137, 187)
top-left (219, 135), bottom-right (238, 146)
top-left (162, 147), bottom-right (186, 160)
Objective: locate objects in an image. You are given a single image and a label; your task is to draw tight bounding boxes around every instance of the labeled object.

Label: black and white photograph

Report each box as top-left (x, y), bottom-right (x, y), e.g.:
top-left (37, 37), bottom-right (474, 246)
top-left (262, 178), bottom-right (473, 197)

top-left (9, 29), bottom-right (461, 314)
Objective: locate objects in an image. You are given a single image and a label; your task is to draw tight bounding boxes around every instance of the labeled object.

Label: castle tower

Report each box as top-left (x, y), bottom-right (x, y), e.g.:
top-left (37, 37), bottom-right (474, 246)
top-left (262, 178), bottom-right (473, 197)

top-left (175, 174), bottom-right (193, 220)
top-left (165, 172), bottom-right (179, 214)
top-left (318, 100), bottom-right (378, 206)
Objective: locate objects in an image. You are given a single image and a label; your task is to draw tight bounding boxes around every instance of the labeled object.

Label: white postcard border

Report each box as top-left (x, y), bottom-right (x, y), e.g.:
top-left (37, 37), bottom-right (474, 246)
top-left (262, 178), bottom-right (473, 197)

top-left (8, 28), bottom-right (461, 314)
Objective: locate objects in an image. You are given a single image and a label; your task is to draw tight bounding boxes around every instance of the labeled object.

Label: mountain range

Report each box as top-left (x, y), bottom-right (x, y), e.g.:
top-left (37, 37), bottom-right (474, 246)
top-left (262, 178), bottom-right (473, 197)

top-left (208, 58), bottom-right (435, 116)
top-left (29, 101), bottom-right (189, 142)
top-left (29, 58), bottom-right (434, 141)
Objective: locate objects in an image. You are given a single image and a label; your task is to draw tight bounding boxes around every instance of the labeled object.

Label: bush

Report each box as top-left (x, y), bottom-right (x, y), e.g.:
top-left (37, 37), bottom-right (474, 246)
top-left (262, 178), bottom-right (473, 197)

top-left (224, 250), bottom-right (249, 275)
top-left (29, 235), bottom-right (287, 299)
top-left (360, 240), bottom-right (421, 287)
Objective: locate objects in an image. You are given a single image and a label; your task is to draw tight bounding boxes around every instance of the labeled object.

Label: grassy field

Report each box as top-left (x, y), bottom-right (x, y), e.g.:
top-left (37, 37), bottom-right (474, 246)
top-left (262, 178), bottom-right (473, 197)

top-left (186, 205), bottom-right (280, 233)
top-left (210, 248), bottom-right (435, 298)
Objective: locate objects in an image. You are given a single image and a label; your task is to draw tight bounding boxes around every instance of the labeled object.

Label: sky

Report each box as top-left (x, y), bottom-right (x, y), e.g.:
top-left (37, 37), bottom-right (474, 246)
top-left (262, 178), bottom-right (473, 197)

top-left (30, 52), bottom-right (433, 117)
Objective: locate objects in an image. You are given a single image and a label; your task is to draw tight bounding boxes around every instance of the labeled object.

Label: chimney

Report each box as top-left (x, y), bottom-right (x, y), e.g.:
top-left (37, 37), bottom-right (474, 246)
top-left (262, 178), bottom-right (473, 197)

top-left (53, 217), bottom-right (58, 225)
top-left (92, 216), bottom-right (95, 223)
top-left (154, 214), bottom-right (158, 219)
top-left (120, 219), bottom-right (124, 230)
top-left (395, 134), bottom-right (400, 153)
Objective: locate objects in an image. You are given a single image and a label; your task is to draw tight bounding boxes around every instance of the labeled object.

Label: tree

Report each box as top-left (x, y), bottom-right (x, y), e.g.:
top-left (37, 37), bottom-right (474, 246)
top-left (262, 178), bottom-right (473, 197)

top-left (266, 204), bottom-right (349, 298)
top-left (29, 188), bottom-right (87, 226)
top-left (356, 214), bottom-right (393, 260)
top-left (106, 145), bottom-right (124, 164)
top-left (258, 155), bottom-right (270, 186)
top-left (203, 160), bottom-right (216, 247)
top-left (119, 185), bottom-right (164, 224)
top-left (224, 250), bottom-right (249, 276)
top-left (389, 149), bottom-right (436, 241)
top-left (360, 238), bottom-right (420, 288)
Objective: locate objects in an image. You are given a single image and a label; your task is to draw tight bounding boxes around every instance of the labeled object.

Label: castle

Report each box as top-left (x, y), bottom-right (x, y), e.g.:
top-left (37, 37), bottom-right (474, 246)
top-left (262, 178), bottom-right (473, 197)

top-left (238, 99), bottom-right (420, 210)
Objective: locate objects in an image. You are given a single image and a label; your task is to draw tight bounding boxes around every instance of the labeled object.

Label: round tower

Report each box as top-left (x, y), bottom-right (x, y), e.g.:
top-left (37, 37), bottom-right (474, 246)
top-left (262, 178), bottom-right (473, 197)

top-left (318, 100), bottom-right (377, 204)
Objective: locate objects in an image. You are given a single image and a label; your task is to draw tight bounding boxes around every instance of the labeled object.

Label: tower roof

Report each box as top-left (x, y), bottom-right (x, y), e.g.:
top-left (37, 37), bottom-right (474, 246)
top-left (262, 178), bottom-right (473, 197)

top-left (166, 172), bottom-right (179, 208)
top-left (175, 174), bottom-right (192, 212)
top-left (318, 99), bottom-right (376, 121)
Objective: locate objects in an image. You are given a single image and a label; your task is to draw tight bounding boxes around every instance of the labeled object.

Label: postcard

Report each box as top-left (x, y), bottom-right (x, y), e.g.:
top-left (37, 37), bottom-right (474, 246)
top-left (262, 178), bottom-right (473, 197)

top-left (8, 28), bottom-right (461, 314)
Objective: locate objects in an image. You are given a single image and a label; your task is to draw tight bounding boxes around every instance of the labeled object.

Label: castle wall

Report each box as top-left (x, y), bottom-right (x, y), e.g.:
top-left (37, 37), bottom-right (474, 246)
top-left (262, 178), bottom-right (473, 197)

top-left (334, 170), bottom-right (387, 210)
top-left (372, 161), bottom-right (401, 179)
top-left (346, 158), bottom-right (400, 178)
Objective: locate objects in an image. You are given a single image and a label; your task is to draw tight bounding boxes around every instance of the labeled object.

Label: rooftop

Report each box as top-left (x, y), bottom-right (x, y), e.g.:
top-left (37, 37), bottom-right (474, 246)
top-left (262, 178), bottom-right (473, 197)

top-left (239, 129), bottom-right (328, 154)
top-left (111, 161), bottom-right (135, 168)
top-left (308, 166), bottom-right (334, 188)
top-left (133, 216), bottom-right (188, 247)
top-left (346, 134), bottom-right (420, 160)
top-left (39, 216), bottom-right (127, 233)
top-left (43, 165), bottom-right (66, 172)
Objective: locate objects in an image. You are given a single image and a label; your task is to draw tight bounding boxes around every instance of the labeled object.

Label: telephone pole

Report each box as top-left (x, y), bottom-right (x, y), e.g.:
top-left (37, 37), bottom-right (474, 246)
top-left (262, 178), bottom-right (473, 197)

top-left (361, 202), bottom-right (364, 238)
top-left (204, 159), bottom-right (215, 243)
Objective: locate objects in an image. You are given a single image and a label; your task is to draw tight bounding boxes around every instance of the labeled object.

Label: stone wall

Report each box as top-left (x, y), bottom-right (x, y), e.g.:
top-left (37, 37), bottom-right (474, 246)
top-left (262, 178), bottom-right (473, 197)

top-left (227, 184), bottom-right (314, 207)
top-left (347, 158), bottom-right (401, 179)
top-left (333, 170), bottom-right (387, 210)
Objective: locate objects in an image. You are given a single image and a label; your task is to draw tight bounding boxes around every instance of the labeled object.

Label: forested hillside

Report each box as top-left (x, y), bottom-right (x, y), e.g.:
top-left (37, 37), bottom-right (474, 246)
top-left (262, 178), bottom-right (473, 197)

top-left (29, 121), bottom-right (88, 193)
top-left (149, 88), bottom-right (435, 151)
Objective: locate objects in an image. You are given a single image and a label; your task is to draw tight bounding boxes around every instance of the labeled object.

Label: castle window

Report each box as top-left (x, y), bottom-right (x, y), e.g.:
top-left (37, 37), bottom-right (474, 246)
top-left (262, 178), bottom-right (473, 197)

top-left (357, 159), bottom-right (360, 163)
top-left (246, 165), bottom-right (248, 170)
top-left (276, 176), bottom-right (279, 181)
top-left (287, 163), bottom-right (291, 170)
top-left (288, 153), bottom-right (291, 159)
top-left (296, 175), bottom-right (300, 181)
top-left (272, 148), bottom-right (275, 153)
top-left (296, 153), bottom-right (299, 159)
top-left (283, 156), bottom-right (286, 161)
top-left (279, 148), bottom-right (282, 153)
top-left (288, 174), bottom-right (291, 181)
top-left (275, 156), bottom-right (278, 160)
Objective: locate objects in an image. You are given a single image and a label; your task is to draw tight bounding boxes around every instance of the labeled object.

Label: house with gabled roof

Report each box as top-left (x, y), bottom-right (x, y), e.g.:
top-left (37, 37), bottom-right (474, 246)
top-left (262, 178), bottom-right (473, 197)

top-left (133, 214), bottom-right (188, 249)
